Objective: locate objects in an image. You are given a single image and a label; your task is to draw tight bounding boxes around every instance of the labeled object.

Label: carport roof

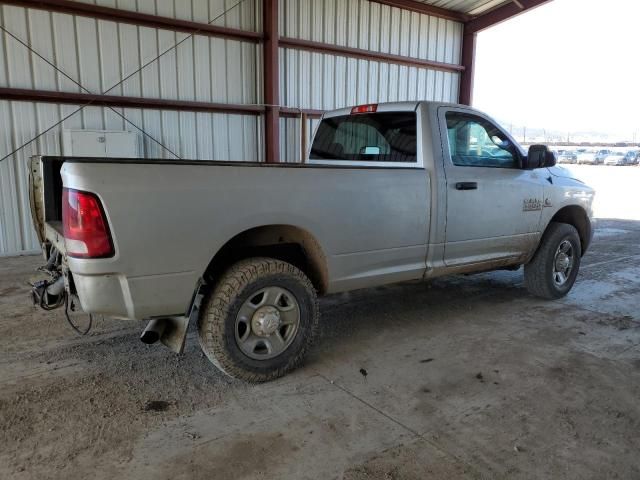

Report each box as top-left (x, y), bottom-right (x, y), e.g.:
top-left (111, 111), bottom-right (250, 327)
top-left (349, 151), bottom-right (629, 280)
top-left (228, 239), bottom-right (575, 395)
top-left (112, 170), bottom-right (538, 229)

top-left (414, 0), bottom-right (516, 16)
top-left (376, 1), bottom-right (552, 26)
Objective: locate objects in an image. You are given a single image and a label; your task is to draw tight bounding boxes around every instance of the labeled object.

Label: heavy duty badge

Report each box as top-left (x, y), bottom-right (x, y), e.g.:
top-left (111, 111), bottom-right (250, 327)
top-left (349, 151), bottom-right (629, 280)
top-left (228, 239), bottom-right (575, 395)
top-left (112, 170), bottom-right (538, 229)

top-left (523, 198), bottom-right (543, 211)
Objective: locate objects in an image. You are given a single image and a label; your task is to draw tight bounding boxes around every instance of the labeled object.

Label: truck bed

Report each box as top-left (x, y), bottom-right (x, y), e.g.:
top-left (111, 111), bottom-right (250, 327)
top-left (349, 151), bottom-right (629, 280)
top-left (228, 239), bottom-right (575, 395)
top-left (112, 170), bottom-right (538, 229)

top-left (33, 156), bottom-right (431, 320)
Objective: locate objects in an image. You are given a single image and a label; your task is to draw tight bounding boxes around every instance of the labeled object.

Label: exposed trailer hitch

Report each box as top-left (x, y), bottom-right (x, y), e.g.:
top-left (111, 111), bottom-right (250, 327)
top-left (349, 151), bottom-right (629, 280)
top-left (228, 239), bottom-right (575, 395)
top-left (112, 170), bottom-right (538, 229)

top-left (31, 247), bottom-right (93, 336)
top-left (32, 276), bottom-right (65, 310)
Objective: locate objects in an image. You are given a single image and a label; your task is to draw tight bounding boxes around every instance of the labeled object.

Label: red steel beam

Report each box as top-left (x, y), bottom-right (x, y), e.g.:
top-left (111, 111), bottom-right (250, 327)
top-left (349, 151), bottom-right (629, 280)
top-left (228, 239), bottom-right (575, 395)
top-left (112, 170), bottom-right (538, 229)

top-left (370, 0), bottom-right (468, 22)
top-left (0, 86), bottom-right (326, 118)
top-left (1, 0), bottom-right (263, 43)
top-left (0, 87), bottom-right (266, 115)
top-left (458, 30), bottom-right (476, 105)
top-left (465, 0), bottom-right (553, 34)
top-left (263, 0), bottom-right (280, 163)
top-left (279, 37), bottom-right (465, 74)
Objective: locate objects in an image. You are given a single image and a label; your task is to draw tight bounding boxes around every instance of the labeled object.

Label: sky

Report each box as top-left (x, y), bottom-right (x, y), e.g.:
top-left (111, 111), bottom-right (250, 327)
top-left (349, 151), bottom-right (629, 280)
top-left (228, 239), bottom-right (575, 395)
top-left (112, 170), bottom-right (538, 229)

top-left (473, 0), bottom-right (640, 140)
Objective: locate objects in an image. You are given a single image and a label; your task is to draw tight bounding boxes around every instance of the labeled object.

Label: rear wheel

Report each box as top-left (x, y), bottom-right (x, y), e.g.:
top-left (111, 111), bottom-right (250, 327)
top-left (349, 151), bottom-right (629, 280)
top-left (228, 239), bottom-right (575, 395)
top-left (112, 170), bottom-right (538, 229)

top-left (198, 258), bottom-right (319, 382)
top-left (524, 222), bottom-right (582, 299)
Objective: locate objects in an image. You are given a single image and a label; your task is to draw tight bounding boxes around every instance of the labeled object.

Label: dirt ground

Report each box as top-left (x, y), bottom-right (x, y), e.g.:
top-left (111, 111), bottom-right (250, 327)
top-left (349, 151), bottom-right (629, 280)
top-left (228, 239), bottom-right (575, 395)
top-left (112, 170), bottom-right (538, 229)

top-left (1, 165), bottom-right (639, 479)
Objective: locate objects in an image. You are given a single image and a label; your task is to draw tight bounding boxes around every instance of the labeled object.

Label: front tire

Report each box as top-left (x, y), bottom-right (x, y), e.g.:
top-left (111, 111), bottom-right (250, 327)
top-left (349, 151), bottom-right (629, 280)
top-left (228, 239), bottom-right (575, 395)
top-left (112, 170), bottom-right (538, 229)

top-left (524, 222), bottom-right (582, 299)
top-left (198, 258), bottom-right (319, 382)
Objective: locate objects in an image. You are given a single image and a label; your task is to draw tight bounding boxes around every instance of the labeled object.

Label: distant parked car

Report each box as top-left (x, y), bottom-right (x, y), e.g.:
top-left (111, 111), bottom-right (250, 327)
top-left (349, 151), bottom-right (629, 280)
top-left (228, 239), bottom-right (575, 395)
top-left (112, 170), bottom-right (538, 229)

top-left (577, 151), bottom-right (598, 165)
top-left (594, 149), bottom-right (611, 164)
top-left (557, 151), bottom-right (578, 164)
top-left (604, 152), bottom-right (628, 166)
top-left (623, 150), bottom-right (639, 165)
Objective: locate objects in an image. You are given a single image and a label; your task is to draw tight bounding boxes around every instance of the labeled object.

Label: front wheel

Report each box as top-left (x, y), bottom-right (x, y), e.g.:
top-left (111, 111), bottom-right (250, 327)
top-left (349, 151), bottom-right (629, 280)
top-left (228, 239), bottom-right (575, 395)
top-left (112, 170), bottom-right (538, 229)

top-left (198, 258), bottom-right (319, 382)
top-left (524, 222), bottom-right (582, 299)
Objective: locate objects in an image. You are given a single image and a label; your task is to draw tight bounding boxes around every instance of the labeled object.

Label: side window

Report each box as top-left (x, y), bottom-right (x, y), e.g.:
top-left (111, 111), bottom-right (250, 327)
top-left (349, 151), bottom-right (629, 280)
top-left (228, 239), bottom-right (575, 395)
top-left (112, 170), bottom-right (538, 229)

top-left (445, 112), bottom-right (518, 168)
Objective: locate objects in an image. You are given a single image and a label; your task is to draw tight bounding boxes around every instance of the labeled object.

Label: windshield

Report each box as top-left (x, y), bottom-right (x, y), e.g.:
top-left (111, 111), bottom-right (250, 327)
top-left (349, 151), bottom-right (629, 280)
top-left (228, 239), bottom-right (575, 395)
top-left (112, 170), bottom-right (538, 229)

top-left (310, 112), bottom-right (417, 162)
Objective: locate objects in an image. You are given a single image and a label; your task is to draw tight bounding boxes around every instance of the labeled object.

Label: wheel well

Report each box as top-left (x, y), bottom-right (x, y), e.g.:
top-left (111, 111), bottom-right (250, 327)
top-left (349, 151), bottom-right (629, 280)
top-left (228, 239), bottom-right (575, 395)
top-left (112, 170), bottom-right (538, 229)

top-left (204, 225), bottom-right (329, 294)
top-left (549, 206), bottom-right (591, 254)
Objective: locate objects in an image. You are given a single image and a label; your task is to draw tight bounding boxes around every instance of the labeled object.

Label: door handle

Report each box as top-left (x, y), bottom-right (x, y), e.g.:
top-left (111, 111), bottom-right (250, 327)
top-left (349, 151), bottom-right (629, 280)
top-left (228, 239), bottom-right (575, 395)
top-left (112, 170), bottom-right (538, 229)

top-left (455, 182), bottom-right (478, 190)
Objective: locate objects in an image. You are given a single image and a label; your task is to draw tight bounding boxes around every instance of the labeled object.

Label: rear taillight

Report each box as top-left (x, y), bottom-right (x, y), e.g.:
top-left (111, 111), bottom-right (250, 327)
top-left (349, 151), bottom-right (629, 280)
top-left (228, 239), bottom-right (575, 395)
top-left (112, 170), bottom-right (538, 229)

top-left (351, 104), bottom-right (378, 114)
top-left (62, 188), bottom-right (114, 258)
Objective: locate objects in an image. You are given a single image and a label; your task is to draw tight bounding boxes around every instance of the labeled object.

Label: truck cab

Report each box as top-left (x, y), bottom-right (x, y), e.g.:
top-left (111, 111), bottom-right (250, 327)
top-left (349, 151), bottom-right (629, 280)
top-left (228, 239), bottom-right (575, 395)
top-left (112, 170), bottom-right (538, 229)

top-left (309, 102), bottom-right (593, 272)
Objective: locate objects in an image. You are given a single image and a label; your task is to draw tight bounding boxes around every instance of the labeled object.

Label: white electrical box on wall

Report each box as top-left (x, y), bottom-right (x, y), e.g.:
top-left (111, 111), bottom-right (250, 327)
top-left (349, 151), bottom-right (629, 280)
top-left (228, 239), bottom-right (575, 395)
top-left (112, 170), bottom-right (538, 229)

top-left (61, 130), bottom-right (141, 158)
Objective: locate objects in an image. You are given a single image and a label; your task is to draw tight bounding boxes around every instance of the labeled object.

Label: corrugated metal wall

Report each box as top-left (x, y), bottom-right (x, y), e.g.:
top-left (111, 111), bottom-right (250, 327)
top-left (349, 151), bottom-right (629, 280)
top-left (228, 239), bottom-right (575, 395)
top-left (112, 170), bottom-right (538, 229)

top-left (278, 0), bottom-right (462, 162)
top-left (0, 0), bottom-right (463, 255)
top-left (0, 1), bottom-right (262, 255)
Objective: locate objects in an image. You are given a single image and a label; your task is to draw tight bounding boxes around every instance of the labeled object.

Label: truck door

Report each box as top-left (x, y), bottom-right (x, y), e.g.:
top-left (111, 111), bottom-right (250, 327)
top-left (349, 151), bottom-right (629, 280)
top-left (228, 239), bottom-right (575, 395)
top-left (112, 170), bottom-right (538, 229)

top-left (437, 107), bottom-right (546, 266)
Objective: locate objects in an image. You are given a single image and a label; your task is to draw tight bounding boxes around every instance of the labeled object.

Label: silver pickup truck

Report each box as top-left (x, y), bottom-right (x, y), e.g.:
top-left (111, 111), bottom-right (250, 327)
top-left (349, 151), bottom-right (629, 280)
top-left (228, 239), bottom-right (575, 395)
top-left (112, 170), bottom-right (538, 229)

top-left (29, 101), bottom-right (595, 381)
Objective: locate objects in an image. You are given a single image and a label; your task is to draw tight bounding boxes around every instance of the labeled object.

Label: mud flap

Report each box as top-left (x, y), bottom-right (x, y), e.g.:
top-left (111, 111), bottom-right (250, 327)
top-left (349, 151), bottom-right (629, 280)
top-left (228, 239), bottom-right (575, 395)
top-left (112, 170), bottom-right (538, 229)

top-left (160, 317), bottom-right (191, 354)
top-left (159, 289), bottom-right (204, 354)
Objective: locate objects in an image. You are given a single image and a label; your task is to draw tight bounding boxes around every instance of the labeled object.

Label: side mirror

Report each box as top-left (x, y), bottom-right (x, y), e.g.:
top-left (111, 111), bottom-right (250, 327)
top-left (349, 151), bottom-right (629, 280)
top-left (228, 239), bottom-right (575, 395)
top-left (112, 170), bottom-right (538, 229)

top-left (526, 144), bottom-right (556, 169)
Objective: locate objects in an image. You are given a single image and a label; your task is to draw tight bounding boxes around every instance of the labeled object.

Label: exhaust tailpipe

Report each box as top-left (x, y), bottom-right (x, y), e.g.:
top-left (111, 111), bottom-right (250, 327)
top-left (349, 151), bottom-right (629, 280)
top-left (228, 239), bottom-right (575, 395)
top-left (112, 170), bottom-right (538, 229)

top-left (140, 318), bottom-right (167, 345)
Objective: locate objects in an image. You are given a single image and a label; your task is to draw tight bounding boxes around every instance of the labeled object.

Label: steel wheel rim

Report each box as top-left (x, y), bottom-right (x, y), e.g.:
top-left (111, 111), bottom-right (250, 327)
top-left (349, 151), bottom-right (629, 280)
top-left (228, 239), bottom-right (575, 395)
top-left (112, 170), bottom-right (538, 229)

top-left (553, 240), bottom-right (574, 287)
top-left (235, 286), bottom-right (300, 360)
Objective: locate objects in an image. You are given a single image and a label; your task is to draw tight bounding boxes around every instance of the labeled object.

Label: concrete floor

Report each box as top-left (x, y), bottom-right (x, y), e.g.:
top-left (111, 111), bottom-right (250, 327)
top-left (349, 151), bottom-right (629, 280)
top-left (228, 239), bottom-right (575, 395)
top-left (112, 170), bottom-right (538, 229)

top-left (1, 166), bottom-right (639, 479)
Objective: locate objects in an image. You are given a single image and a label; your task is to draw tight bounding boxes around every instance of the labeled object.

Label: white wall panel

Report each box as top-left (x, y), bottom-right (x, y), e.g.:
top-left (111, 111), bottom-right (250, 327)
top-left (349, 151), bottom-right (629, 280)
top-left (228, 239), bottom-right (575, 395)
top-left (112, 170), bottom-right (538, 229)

top-left (279, 0), bottom-right (462, 64)
top-left (0, 5), bottom-right (260, 104)
top-left (279, 50), bottom-right (460, 162)
top-left (280, 48), bottom-right (460, 110)
top-left (73, 0), bottom-right (260, 31)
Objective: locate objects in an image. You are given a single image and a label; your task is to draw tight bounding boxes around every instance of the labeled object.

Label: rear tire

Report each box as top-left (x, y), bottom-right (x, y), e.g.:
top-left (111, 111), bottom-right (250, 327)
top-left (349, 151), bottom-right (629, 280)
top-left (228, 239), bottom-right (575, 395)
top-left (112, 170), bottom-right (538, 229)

top-left (198, 258), bottom-right (319, 382)
top-left (524, 222), bottom-right (582, 299)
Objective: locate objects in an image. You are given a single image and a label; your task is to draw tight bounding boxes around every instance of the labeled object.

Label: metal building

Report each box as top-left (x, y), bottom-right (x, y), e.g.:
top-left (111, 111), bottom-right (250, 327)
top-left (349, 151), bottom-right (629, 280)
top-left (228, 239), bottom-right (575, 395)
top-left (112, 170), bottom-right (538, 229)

top-left (0, 0), bottom-right (549, 256)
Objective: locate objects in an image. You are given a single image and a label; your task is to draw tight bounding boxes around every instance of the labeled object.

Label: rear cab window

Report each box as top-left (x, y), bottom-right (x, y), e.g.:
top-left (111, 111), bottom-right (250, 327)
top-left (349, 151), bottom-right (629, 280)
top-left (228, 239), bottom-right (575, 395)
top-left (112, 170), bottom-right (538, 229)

top-left (310, 111), bottom-right (418, 166)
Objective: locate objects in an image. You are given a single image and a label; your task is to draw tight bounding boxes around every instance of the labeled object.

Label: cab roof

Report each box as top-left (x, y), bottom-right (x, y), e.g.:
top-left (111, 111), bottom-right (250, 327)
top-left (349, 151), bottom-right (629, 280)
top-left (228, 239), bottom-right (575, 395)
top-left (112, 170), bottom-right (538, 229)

top-left (322, 101), bottom-right (467, 118)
